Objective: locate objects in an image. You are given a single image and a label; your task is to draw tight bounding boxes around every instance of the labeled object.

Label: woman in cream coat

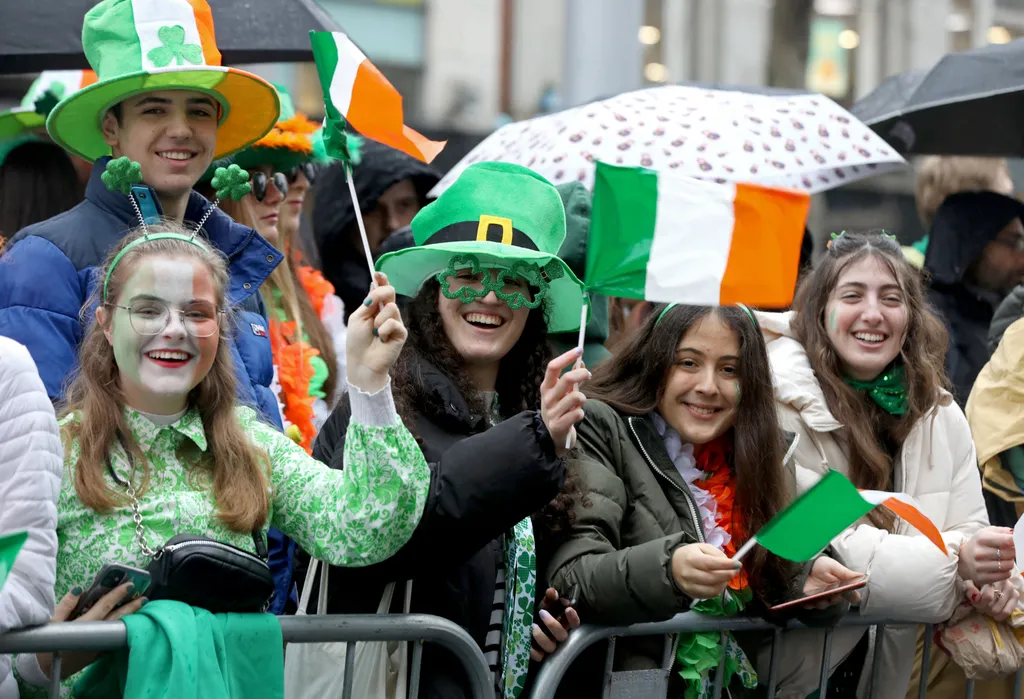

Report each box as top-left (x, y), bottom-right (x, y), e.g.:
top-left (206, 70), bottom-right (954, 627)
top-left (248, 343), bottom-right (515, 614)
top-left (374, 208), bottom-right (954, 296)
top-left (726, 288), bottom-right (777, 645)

top-left (757, 231), bottom-right (1014, 699)
top-left (0, 337), bottom-right (61, 699)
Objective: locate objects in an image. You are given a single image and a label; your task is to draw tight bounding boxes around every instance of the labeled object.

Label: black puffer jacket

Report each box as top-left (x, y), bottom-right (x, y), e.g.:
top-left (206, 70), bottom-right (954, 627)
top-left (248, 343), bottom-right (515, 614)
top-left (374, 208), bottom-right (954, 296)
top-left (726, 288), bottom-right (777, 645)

top-left (307, 141), bottom-right (439, 320)
top-left (924, 191), bottom-right (1024, 406)
top-left (295, 355), bottom-right (566, 699)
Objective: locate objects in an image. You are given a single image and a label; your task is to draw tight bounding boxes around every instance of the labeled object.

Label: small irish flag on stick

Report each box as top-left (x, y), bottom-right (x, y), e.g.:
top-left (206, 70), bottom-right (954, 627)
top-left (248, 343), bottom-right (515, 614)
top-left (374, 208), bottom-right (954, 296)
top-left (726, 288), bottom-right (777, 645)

top-left (309, 31), bottom-right (445, 164)
top-left (587, 162), bottom-right (810, 308)
top-left (733, 471), bottom-right (946, 562)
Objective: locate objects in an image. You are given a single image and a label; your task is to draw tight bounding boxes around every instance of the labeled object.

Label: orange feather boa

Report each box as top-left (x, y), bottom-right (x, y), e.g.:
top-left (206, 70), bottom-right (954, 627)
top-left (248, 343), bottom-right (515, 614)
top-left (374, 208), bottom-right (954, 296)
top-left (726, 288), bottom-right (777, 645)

top-left (269, 266), bottom-right (336, 454)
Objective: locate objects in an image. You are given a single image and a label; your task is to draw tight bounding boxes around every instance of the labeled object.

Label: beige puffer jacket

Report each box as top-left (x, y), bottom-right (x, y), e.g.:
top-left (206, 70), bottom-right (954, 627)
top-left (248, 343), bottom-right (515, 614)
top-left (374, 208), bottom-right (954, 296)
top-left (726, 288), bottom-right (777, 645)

top-left (755, 311), bottom-right (988, 699)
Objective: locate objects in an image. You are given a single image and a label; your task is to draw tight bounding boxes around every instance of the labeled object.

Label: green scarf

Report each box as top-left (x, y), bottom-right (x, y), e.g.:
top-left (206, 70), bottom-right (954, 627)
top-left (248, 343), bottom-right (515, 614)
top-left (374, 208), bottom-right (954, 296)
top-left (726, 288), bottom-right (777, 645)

top-left (843, 364), bottom-right (908, 415)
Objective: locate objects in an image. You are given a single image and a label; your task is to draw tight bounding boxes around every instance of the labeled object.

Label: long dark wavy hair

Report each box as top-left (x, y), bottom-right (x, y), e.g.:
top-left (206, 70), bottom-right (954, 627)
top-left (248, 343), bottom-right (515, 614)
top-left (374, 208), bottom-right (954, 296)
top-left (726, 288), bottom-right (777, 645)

top-left (790, 230), bottom-right (949, 529)
top-left (390, 278), bottom-right (577, 542)
top-left (586, 304), bottom-right (792, 601)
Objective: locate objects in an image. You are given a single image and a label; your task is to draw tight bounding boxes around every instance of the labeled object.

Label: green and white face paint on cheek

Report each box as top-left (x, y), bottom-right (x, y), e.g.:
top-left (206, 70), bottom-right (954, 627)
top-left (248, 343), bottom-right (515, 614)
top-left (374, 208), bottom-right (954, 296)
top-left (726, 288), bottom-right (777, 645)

top-left (111, 257), bottom-right (218, 414)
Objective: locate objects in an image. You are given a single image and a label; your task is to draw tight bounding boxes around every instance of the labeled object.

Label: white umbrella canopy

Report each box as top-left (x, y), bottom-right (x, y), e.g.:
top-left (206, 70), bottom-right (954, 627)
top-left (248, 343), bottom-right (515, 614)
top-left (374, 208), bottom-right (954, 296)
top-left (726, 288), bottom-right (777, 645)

top-left (431, 85), bottom-right (907, 197)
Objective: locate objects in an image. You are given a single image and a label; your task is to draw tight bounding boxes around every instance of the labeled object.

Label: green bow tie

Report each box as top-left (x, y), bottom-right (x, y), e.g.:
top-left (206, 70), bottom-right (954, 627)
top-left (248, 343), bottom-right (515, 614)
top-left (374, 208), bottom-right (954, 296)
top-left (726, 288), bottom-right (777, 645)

top-left (844, 365), bottom-right (908, 416)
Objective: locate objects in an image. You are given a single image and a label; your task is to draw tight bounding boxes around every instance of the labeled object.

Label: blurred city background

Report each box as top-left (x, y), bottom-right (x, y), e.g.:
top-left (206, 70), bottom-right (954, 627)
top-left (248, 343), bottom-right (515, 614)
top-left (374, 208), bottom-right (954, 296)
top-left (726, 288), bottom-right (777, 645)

top-left (5, 0), bottom-right (1023, 249)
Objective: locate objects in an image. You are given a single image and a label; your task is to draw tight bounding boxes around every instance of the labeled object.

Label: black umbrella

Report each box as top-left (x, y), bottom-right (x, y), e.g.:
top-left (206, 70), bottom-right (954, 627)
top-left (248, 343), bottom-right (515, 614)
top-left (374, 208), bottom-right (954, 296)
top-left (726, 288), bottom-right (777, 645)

top-left (851, 39), bottom-right (1024, 156)
top-left (0, 0), bottom-right (341, 74)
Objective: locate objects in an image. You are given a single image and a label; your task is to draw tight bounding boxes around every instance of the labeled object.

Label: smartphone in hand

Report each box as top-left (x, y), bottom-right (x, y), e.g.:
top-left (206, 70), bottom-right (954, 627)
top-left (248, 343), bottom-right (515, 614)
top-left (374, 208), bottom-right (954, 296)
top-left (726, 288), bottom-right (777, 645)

top-left (768, 574), bottom-right (868, 612)
top-left (69, 564), bottom-right (152, 620)
top-left (533, 584), bottom-right (580, 649)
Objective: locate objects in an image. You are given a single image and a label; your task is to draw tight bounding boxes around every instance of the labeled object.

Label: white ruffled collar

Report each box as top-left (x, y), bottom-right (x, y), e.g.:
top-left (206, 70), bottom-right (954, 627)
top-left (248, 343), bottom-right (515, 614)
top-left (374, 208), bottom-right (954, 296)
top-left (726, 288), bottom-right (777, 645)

top-left (651, 413), bottom-right (731, 552)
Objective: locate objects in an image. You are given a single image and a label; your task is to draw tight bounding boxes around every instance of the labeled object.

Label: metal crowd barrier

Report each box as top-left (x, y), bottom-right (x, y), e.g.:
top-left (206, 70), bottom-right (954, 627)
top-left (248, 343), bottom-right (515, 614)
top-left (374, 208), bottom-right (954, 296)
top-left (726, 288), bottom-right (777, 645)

top-left (0, 613), bottom-right (493, 699)
top-left (528, 612), bottom-right (1024, 699)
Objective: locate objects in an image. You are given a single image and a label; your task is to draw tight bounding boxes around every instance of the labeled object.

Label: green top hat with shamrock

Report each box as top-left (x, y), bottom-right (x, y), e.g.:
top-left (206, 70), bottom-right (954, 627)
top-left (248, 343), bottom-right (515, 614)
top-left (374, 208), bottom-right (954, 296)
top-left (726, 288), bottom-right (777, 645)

top-left (376, 161), bottom-right (586, 333)
top-left (201, 83), bottom-right (337, 181)
top-left (45, 0), bottom-right (280, 163)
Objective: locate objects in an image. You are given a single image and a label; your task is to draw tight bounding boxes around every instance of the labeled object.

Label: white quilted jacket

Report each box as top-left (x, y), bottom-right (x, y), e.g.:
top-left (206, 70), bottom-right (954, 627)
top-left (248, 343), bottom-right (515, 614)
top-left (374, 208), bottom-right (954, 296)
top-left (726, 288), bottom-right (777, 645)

top-left (756, 311), bottom-right (988, 699)
top-left (0, 338), bottom-right (61, 696)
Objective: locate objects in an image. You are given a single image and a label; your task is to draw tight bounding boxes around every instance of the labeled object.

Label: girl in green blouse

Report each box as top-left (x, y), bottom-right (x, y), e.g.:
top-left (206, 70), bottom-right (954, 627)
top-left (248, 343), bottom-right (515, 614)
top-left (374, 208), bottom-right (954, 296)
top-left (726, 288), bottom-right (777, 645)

top-left (16, 222), bottom-right (429, 696)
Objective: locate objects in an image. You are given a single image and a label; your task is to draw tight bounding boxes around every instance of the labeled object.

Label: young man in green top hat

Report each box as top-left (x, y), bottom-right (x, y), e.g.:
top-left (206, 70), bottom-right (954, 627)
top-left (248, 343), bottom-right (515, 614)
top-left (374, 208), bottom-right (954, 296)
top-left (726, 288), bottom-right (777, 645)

top-left (0, 0), bottom-right (301, 623)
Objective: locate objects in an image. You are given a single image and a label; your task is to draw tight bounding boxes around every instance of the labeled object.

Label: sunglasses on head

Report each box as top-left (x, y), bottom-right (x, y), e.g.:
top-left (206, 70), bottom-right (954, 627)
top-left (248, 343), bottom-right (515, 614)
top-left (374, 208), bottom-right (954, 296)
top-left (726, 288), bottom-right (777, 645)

top-left (250, 171), bottom-right (288, 202)
top-left (285, 162), bottom-right (319, 186)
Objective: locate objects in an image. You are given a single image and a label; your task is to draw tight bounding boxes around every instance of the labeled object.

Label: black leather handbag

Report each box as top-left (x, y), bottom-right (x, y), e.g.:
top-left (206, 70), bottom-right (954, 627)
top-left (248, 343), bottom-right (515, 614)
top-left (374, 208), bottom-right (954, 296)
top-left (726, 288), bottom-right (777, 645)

top-left (106, 436), bottom-right (275, 614)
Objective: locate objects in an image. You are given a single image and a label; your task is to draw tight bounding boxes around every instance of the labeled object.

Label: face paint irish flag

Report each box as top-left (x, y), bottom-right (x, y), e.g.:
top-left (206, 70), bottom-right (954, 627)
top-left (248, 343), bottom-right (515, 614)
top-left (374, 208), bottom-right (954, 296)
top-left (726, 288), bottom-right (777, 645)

top-left (733, 470), bottom-right (947, 562)
top-left (587, 162), bottom-right (810, 308)
top-left (0, 531), bottom-right (28, 592)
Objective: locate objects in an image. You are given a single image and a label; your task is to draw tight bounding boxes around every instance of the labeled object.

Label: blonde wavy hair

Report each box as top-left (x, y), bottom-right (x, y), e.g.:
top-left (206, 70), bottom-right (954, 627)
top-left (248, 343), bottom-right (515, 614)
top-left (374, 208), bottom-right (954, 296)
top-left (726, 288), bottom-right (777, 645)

top-left (63, 221), bottom-right (271, 533)
top-left (218, 194), bottom-right (339, 405)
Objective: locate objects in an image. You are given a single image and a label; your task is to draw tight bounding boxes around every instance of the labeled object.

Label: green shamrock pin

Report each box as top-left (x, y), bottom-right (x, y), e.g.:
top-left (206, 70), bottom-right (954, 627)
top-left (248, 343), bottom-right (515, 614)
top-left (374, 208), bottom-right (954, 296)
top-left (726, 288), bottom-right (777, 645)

top-left (33, 83), bottom-right (65, 117)
top-left (147, 25), bottom-right (203, 68)
top-left (211, 164), bottom-right (251, 201)
top-left (101, 157), bottom-right (143, 196)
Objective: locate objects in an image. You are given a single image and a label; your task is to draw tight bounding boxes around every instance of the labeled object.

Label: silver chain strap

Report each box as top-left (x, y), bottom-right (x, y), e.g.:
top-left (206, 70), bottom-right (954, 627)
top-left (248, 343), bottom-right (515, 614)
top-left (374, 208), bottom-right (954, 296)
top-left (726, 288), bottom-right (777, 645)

top-left (123, 474), bottom-right (162, 559)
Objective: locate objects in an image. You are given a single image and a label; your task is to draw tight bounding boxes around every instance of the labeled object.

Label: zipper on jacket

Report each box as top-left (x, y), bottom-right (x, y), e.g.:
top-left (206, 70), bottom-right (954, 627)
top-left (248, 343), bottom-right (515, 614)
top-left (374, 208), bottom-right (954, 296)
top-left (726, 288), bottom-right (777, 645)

top-left (162, 538), bottom-right (267, 565)
top-left (628, 417), bottom-right (705, 544)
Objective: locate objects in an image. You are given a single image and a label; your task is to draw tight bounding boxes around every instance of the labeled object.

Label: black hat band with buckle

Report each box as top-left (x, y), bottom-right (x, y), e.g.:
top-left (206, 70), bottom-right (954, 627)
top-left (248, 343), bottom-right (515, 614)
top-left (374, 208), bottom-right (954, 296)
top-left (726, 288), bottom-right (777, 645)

top-left (424, 215), bottom-right (539, 251)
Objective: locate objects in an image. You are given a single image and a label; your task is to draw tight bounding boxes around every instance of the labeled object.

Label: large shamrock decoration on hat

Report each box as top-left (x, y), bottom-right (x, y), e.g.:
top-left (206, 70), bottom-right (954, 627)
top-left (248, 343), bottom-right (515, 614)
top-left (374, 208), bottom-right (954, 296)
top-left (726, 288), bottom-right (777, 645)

top-left (147, 25), bottom-right (203, 68)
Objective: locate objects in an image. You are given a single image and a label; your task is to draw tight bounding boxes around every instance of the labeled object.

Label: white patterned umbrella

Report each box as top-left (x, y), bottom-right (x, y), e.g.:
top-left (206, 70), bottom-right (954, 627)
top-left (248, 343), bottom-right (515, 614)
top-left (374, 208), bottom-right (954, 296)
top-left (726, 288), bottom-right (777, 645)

top-left (430, 85), bottom-right (907, 197)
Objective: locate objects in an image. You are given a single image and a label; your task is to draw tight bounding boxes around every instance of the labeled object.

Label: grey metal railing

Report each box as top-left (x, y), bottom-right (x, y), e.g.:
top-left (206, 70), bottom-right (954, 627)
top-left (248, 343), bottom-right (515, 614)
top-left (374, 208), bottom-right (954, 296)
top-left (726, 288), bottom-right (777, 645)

top-left (528, 612), bottom-right (1024, 699)
top-left (0, 613), bottom-right (492, 699)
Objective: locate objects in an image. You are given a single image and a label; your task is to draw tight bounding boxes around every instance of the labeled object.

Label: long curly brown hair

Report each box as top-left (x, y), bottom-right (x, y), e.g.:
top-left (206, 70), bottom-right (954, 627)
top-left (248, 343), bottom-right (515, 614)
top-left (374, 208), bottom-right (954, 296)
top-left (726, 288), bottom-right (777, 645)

top-left (390, 279), bottom-right (578, 542)
top-left (586, 304), bottom-right (792, 602)
top-left (791, 230), bottom-right (949, 528)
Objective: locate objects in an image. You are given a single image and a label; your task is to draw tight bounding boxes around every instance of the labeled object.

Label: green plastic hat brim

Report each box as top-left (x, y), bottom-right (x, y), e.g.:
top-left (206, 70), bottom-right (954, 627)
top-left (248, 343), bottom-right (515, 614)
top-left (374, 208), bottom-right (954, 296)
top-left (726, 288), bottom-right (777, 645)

top-left (376, 240), bottom-right (586, 333)
top-left (0, 109), bottom-right (46, 141)
top-left (46, 66), bottom-right (280, 163)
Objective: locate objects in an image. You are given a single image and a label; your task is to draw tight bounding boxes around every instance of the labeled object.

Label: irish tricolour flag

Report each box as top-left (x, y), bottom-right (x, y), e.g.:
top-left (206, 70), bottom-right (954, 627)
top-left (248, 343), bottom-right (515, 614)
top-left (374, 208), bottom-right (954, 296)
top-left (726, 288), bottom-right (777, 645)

top-left (310, 31), bottom-right (445, 164)
top-left (733, 471), bottom-right (947, 563)
top-left (587, 162), bottom-right (810, 308)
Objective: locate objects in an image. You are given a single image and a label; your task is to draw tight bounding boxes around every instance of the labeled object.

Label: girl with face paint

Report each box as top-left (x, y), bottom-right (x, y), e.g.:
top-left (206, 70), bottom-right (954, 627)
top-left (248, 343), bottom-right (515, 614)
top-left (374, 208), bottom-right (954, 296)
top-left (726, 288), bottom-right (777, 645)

top-left (758, 230), bottom-right (1014, 699)
top-left (548, 303), bottom-right (861, 699)
top-left (24, 224), bottom-right (430, 693)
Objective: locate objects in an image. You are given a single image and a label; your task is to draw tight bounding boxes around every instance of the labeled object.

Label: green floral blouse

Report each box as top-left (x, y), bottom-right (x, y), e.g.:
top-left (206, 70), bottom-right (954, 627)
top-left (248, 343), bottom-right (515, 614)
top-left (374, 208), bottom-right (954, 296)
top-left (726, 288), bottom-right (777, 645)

top-left (16, 390), bottom-right (429, 697)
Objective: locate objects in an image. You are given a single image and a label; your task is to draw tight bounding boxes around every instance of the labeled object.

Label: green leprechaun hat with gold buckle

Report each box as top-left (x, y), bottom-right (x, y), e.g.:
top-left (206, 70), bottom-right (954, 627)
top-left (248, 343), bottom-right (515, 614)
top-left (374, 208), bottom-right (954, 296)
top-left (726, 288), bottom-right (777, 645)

top-left (45, 0), bottom-right (280, 163)
top-left (376, 161), bottom-right (587, 333)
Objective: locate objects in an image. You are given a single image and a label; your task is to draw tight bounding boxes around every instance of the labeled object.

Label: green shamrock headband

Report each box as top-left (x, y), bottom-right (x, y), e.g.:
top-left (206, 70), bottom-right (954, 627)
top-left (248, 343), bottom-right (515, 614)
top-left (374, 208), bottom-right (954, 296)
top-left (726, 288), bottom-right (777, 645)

top-left (655, 302), bottom-right (757, 327)
top-left (100, 157), bottom-right (241, 302)
top-left (102, 157), bottom-right (251, 235)
top-left (435, 254), bottom-right (564, 310)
